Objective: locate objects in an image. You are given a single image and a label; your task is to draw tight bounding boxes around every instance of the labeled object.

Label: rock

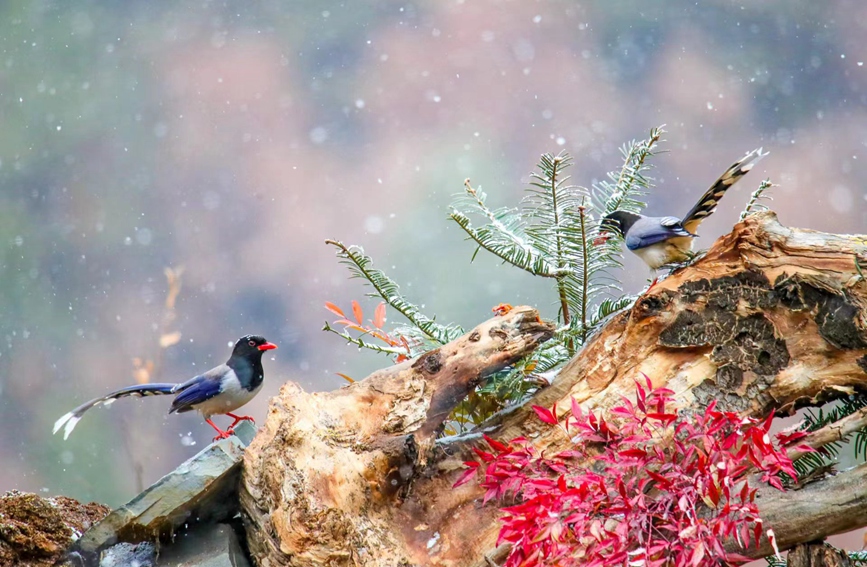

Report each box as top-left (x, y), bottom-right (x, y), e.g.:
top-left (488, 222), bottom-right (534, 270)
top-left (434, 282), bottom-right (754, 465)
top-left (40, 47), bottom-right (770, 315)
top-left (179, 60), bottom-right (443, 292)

top-left (98, 542), bottom-right (155, 567)
top-left (0, 490), bottom-right (109, 567)
top-left (156, 522), bottom-right (250, 567)
top-left (77, 421), bottom-right (256, 555)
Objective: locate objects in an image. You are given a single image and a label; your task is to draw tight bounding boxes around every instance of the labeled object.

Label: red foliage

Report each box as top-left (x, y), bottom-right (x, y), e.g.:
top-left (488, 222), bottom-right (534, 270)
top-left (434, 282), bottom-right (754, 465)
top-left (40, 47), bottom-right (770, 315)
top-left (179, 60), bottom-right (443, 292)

top-left (456, 377), bottom-right (798, 567)
top-left (325, 300), bottom-right (412, 363)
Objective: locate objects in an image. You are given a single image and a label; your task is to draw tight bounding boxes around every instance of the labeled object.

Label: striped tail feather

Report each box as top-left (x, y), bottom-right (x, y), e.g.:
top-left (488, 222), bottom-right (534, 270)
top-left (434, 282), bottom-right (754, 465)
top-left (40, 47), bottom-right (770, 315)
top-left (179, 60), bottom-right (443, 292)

top-left (52, 383), bottom-right (178, 440)
top-left (681, 147), bottom-right (768, 233)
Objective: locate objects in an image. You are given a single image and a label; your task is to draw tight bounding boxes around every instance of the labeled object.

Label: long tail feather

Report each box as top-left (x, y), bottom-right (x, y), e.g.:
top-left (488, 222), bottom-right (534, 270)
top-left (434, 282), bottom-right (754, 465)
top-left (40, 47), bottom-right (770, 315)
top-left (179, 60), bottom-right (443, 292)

top-left (52, 383), bottom-right (178, 440)
top-left (682, 147), bottom-right (768, 232)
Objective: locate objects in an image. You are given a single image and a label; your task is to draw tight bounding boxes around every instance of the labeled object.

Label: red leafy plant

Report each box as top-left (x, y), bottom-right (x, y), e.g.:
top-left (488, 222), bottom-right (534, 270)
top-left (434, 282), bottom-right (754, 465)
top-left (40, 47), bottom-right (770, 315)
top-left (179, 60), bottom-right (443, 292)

top-left (456, 377), bottom-right (807, 567)
top-left (325, 300), bottom-right (412, 366)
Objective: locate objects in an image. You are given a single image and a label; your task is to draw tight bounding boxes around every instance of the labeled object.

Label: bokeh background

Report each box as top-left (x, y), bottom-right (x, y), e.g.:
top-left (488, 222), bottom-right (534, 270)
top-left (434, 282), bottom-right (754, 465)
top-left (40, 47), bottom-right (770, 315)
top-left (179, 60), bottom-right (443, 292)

top-left (1, 0), bottom-right (865, 547)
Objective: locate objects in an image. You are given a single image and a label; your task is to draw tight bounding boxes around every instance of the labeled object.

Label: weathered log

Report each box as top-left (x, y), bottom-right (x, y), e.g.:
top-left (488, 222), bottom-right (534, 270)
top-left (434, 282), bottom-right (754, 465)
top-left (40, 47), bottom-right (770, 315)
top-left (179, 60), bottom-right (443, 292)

top-left (240, 307), bottom-right (555, 565)
top-left (241, 212), bottom-right (867, 566)
top-left (787, 542), bottom-right (852, 567)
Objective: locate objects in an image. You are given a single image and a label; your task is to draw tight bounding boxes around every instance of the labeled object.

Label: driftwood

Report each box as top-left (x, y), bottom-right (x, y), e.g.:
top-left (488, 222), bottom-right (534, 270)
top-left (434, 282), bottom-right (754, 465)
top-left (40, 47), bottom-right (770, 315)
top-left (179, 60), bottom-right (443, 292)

top-left (240, 212), bottom-right (867, 566)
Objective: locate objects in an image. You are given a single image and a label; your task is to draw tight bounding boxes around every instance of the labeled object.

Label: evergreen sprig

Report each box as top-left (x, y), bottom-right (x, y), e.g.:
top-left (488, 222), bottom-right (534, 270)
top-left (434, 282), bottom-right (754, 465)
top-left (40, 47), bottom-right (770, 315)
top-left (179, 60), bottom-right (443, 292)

top-left (324, 239), bottom-right (464, 347)
top-left (792, 393), bottom-right (867, 477)
top-left (740, 178), bottom-right (775, 220)
top-left (450, 126), bottom-right (664, 364)
top-left (449, 181), bottom-right (557, 277)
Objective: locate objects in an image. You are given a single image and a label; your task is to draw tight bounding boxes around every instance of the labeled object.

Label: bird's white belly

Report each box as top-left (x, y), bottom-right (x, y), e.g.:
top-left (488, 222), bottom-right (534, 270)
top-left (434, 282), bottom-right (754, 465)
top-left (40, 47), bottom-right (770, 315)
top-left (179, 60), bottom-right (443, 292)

top-left (194, 378), bottom-right (262, 417)
top-left (633, 243), bottom-right (674, 270)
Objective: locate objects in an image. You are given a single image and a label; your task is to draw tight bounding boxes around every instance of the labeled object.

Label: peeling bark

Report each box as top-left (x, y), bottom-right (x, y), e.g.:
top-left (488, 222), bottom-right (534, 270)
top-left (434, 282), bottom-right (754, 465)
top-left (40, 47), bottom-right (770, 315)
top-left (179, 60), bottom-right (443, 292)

top-left (787, 542), bottom-right (852, 567)
top-left (242, 212), bottom-right (867, 566)
top-left (240, 307), bottom-right (554, 566)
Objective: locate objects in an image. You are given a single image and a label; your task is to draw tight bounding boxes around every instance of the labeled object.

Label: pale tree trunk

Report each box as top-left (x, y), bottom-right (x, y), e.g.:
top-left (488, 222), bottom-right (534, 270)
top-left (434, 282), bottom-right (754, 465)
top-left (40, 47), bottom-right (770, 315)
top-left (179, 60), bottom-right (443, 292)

top-left (240, 212), bottom-right (867, 566)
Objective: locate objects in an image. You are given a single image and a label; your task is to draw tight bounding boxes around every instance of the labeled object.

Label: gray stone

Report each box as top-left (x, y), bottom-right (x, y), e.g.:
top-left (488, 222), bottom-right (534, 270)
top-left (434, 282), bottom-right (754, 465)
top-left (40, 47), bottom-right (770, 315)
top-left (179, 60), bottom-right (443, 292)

top-left (77, 421), bottom-right (256, 554)
top-left (156, 522), bottom-right (250, 567)
top-left (99, 541), bottom-right (156, 567)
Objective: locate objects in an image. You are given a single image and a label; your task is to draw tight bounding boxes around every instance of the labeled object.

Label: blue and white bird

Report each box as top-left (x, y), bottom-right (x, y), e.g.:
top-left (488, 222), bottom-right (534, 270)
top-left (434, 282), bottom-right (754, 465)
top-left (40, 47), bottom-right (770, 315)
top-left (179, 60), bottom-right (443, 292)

top-left (53, 335), bottom-right (277, 441)
top-left (598, 148), bottom-right (767, 279)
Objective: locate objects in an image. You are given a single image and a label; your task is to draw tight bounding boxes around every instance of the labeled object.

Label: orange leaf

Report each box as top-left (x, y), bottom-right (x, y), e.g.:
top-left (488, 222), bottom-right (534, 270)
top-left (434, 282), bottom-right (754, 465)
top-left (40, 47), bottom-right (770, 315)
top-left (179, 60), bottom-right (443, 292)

top-left (351, 300), bottom-right (363, 325)
top-left (336, 372), bottom-right (354, 383)
top-left (373, 302), bottom-right (386, 329)
top-left (324, 301), bottom-right (345, 318)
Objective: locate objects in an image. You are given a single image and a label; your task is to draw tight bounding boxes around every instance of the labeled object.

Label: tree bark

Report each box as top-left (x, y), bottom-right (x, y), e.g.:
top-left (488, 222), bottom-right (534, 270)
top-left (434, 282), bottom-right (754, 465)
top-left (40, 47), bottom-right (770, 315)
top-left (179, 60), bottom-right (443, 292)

top-left (241, 212), bottom-right (867, 566)
top-left (788, 542), bottom-right (852, 567)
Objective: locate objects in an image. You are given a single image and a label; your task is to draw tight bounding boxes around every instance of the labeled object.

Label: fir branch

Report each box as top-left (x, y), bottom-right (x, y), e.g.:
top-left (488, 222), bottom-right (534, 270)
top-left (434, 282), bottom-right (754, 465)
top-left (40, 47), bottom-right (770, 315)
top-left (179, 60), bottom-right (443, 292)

top-left (529, 153), bottom-right (573, 328)
top-left (791, 394), bottom-right (867, 478)
top-left (450, 180), bottom-right (557, 277)
top-left (325, 240), bottom-right (463, 345)
top-left (740, 178), bottom-right (775, 220)
top-left (577, 201), bottom-right (590, 344)
top-left (596, 125), bottom-right (664, 216)
top-left (322, 321), bottom-right (410, 357)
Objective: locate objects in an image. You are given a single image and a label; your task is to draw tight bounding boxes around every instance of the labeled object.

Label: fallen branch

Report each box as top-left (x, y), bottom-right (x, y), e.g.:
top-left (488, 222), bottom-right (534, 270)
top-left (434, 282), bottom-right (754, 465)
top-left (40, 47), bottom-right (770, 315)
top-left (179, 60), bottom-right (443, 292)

top-left (241, 212), bottom-right (867, 566)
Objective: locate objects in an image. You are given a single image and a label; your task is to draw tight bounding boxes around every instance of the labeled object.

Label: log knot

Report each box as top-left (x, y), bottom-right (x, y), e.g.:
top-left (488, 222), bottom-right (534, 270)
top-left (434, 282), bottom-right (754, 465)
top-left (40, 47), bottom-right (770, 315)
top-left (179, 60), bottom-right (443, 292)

top-left (412, 350), bottom-right (444, 375)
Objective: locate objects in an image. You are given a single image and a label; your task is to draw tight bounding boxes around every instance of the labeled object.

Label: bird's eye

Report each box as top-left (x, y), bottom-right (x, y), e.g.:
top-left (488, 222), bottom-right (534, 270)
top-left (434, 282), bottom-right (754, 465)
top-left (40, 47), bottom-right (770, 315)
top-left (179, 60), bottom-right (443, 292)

top-left (248, 340), bottom-right (256, 346)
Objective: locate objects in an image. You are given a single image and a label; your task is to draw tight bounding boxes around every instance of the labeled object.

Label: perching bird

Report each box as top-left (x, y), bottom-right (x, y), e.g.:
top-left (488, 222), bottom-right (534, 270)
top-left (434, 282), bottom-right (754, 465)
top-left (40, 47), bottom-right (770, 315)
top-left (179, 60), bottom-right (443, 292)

top-left (53, 335), bottom-right (277, 441)
top-left (597, 148), bottom-right (767, 277)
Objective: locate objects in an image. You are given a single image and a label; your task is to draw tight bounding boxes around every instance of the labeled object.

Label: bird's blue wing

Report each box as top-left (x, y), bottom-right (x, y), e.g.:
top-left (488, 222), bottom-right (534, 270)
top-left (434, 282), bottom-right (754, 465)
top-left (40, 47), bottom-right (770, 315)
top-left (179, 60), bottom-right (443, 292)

top-left (625, 217), bottom-right (695, 250)
top-left (169, 374), bottom-right (222, 414)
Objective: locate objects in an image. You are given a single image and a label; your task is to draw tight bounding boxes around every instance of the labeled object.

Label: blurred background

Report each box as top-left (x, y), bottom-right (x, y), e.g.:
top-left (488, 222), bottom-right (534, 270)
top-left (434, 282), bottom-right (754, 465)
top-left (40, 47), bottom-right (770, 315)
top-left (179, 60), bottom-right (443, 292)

top-left (0, 0), bottom-right (865, 528)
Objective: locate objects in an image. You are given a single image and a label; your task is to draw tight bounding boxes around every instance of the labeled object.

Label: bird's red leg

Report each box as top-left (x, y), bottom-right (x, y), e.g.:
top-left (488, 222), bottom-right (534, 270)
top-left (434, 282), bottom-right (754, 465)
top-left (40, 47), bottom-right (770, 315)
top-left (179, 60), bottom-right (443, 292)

top-left (205, 418), bottom-right (233, 441)
top-left (225, 412), bottom-right (255, 431)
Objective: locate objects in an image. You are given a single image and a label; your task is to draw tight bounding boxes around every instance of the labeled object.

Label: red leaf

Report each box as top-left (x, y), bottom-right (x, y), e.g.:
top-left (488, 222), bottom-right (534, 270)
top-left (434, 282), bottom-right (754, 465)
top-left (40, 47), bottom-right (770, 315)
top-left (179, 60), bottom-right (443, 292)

top-left (646, 412), bottom-right (677, 425)
top-left (351, 300), bottom-right (364, 324)
top-left (532, 405), bottom-right (558, 425)
top-left (373, 302), bottom-right (386, 329)
top-left (570, 397), bottom-right (583, 421)
top-left (483, 434), bottom-right (508, 452)
top-left (690, 542), bottom-right (706, 567)
top-left (618, 448), bottom-right (647, 459)
top-left (473, 447), bottom-right (495, 462)
top-left (453, 465), bottom-right (479, 488)
top-left (707, 479), bottom-right (720, 507)
top-left (324, 301), bottom-right (345, 317)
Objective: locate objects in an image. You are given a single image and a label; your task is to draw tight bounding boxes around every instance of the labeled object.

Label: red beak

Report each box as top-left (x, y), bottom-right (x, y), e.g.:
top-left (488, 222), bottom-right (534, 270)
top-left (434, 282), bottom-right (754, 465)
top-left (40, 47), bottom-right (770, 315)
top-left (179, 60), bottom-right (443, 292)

top-left (592, 232), bottom-right (611, 246)
top-left (258, 342), bottom-right (278, 351)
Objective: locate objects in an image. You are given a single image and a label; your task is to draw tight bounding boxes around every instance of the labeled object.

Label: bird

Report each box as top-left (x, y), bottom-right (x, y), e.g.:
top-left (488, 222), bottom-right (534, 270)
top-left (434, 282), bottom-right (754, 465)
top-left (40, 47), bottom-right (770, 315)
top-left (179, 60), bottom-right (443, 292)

top-left (596, 147), bottom-right (767, 283)
top-left (53, 335), bottom-right (277, 441)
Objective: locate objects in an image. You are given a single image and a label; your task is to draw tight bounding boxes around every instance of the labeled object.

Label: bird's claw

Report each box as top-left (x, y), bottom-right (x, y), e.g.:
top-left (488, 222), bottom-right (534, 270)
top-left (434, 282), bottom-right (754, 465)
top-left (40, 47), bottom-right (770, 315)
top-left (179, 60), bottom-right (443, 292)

top-left (212, 430), bottom-right (234, 441)
top-left (225, 413), bottom-right (256, 430)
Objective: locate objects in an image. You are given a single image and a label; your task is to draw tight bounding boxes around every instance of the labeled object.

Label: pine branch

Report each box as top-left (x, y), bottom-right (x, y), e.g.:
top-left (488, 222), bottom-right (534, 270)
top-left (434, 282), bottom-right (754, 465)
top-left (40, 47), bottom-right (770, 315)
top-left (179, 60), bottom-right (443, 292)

top-left (325, 240), bottom-right (463, 345)
top-left (740, 178), bottom-right (775, 220)
top-left (596, 125), bottom-right (664, 216)
top-left (577, 201), bottom-right (590, 344)
top-left (450, 181), bottom-right (557, 277)
top-left (790, 394), bottom-right (867, 478)
top-left (533, 154), bottom-right (573, 329)
top-left (322, 321), bottom-right (411, 357)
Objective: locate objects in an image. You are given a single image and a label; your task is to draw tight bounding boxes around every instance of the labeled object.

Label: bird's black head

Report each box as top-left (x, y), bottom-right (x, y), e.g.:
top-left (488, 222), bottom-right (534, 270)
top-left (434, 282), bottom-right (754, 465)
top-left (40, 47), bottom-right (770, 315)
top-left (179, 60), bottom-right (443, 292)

top-left (231, 335), bottom-right (278, 360)
top-left (600, 211), bottom-right (642, 237)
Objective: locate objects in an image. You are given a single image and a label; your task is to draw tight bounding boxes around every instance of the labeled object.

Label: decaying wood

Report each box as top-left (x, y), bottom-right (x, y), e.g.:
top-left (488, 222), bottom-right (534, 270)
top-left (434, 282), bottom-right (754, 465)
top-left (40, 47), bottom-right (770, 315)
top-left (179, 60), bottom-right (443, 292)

top-left (745, 462), bottom-right (867, 557)
top-left (241, 212), bottom-right (867, 566)
top-left (787, 542), bottom-right (852, 567)
top-left (240, 307), bottom-right (555, 566)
